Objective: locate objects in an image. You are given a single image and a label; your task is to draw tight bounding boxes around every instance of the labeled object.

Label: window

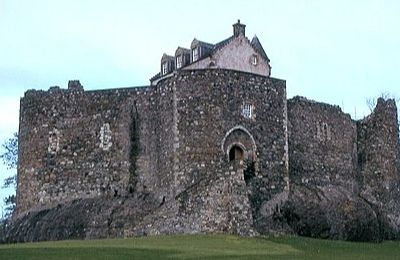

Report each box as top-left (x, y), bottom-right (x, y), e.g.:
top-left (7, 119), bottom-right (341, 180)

top-left (99, 123), bottom-right (112, 151)
top-left (242, 104), bottom-right (253, 119)
top-left (251, 55), bottom-right (258, 65)
top-left (176, 55), bottom-right (182, 69)
top-left (316, 122), bottom-right (331, 141)
top-left (162, 62), bottom-right (168, 75)
top-left (192, 48), bottom-right (199, 62)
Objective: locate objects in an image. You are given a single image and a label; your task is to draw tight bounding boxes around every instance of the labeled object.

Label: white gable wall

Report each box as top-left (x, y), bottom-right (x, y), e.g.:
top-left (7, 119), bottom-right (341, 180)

top-left (213, 35), bottom-right (270, 77)
top-left (183, 35), bottom-right (270, 77)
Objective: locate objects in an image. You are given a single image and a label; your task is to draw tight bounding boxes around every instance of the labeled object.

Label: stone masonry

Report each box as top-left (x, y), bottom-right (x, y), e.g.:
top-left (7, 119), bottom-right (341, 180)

top-left (9, 21), bottom-right (400, 242)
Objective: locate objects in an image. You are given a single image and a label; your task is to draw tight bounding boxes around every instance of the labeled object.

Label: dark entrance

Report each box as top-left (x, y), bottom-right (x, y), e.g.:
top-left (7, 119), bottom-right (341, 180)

top-left (229, 145), bottom-right (244, 161)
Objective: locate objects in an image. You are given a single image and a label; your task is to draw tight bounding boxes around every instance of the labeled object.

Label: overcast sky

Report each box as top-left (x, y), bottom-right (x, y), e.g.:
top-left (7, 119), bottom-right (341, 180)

top-left (0, 0), bottom-right (399, 215)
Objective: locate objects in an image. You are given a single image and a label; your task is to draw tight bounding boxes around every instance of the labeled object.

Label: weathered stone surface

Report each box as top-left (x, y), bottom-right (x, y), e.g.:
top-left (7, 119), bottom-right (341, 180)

top-left (285, 97), bottom-right (400, 241)
top-left (6, 73), bottom-right (399, 243)
top-left (283, 185), bottom-right (384, 241)
top-left (3, 193), bottom-right (159, 243)
top-left (5, 21), bottom-right (399, 243)
top-left (10, 69), bottom-right (291, 242)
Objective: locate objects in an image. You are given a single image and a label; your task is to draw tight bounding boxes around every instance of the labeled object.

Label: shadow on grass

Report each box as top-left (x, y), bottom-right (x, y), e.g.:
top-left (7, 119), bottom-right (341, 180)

top-left (0, 247), bottom-right (292, 260)
top-left (0, 248), bottom-right (181, 260)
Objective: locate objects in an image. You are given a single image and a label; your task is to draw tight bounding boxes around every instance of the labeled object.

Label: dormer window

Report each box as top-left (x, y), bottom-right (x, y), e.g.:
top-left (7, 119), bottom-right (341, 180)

top-left (251, 55), bottom-right (258, 66)
top-left (192, 48), bottom-right (199, 62)
top-left (176, 55), bottom-right (182, 69)
top-left (162, 62), bottom-right (168, 75)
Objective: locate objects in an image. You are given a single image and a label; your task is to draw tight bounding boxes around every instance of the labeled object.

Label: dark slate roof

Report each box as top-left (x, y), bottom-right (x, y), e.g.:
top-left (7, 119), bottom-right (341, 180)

top-left (191, 38), bottom-right (215, 49)
top-left (150, 72), bottom-right (161, 82)
top-left (251, 35), bottom-right (270, 62)
top-left (161, 53), bottom-right (174, 61)
top-left (175, 46), bottom-right (190, 55)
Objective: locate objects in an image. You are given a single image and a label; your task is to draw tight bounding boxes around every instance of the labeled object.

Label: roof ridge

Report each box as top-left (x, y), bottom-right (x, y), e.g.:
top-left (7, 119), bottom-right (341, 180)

top-left (251, 35), bottom-right (269, 62)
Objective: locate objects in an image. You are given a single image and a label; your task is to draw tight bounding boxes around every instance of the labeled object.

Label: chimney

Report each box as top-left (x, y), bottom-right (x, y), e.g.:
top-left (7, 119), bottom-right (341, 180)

top-left (233, 19), bottom-right (246, 37)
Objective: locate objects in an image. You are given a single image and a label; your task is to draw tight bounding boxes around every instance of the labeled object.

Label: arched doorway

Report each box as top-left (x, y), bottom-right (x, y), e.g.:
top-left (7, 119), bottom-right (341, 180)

top-left (229, 145), bottom-right (244, 161)
top-left (221, 126), bottom-right (256, 162)
top-left (222, 126), bottom-right (258, 183)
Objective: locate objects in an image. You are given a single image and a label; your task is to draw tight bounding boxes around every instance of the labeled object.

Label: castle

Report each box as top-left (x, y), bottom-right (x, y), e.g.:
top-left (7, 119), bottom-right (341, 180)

top-left (13, 21), bottom-right (400, 239)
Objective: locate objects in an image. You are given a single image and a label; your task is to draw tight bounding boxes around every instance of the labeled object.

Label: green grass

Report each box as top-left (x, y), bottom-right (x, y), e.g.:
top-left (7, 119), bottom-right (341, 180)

top-left (0, 235), bottom-right (400, 259)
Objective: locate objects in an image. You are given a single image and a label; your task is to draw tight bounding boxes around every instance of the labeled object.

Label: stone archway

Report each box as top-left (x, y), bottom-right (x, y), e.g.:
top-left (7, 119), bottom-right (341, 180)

top-left (221, 126), bottom-right (256, 162)
top-left (222, 126), bottom-right (257, 184)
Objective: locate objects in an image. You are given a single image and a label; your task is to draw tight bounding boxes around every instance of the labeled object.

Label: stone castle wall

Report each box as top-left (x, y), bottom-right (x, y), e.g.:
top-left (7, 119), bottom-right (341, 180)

top-left (357, 98), bottom-right (399, 202)
top-left (168, 70), bottom-right (289, 230)
top-left (16, 69), bottom-right (289, 225)
top-left (288, 96), bottom-right (399, 195)
top-left (16, 84), bottom-right (177, 215)
top-left (287, 97), bottom-right (358, 189)
top-left (15, 69), bottom-right (399, 238)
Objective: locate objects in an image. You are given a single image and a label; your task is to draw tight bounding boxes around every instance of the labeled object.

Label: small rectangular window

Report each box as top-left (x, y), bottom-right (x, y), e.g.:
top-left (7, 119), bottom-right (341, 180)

top-left (252, 55), bottom-right (258, 65)
top-left (242, 104), bottom-right (253, 119)
top-left (176, 55), bottom-right (182, 69)
top-left (162, 62), bottom-right (168, 75)
top-left (192, 48), bottom-right (198, 62)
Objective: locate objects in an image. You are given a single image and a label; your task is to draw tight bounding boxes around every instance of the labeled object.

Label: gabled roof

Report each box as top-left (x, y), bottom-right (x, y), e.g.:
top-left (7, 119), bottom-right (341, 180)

top-left (191, 38), bottom-right (215, 50)
top-left (175, 47), bottom-right (190, 56)
top-left (151, 21), bottom-right (271, 84)
top-left (161, 53), bottom-right (174, 61)
top-left (251, 35), bottom-right (270, 62)
top-left (213, 36), bottom-right (235, 52)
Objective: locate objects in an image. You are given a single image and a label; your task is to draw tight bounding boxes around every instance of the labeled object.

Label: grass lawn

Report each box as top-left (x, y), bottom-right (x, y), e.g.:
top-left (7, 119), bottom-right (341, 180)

top-left (0, 234), bottom-right (400, 259)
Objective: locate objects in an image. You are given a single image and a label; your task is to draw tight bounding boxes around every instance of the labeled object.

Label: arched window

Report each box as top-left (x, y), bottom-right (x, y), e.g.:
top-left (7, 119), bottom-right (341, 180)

top-left (229, 145), bottom-right (244, 161)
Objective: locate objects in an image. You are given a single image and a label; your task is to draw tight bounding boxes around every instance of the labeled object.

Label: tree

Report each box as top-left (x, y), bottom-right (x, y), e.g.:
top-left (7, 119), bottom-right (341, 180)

top-left (0, 132), bottom-right (18, 220)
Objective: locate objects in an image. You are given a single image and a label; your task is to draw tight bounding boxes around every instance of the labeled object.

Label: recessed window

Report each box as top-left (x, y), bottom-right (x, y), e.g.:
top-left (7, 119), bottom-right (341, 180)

top-left (162, 62), bottom-right (168, 75)
top-left (251, 55), bottom-right (258, 66)
top-left (176, 55), bottom-right (182, 69)
top-left (192, 48), bottom-right (199, 62)
top-left (242, 104), bottom-right (253, 119)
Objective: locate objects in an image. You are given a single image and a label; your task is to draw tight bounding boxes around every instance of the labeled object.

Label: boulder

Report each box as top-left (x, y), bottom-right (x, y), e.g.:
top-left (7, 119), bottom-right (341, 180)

top-left (283, 184), bottom-right (400, 242)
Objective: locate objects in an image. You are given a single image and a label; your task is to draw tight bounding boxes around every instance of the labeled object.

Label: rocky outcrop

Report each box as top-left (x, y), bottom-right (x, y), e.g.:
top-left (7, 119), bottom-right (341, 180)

top-left (283, 184), bottom-right (399, 242)
top-left (2, 167), bottom-right (259, 243)
top-left (2, 193), bottom-right (159, 243)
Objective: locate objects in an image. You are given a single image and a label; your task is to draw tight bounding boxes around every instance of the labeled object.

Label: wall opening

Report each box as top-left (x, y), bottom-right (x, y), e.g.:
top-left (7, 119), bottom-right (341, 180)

top-left (229, 145), bottom-right (244, 161)
top-left (244, 161), bottom-right (256, 185)
top-left (128, 103), bottom-right (140, 193)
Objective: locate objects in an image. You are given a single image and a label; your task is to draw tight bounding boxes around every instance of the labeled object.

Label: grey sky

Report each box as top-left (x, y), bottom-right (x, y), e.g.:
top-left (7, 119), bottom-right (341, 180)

top-left (0, 0), bottom-right (399, 214)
